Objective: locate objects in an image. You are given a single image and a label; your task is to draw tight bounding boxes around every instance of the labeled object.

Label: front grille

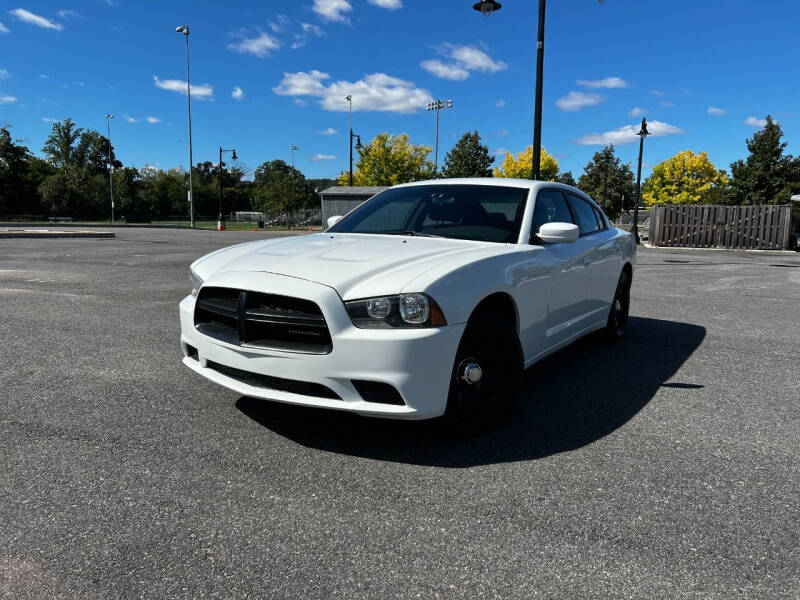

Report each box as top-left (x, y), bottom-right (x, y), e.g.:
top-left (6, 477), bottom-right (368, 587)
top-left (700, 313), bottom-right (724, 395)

top-left (207, 361), bottom-right (341, 399)
top-left (194, 287), bottom-right (332, 354)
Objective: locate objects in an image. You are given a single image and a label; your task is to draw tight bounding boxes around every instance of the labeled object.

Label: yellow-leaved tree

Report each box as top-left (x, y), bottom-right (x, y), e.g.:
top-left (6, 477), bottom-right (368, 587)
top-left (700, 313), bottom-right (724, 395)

top-left (642, 150), bottom-right (729, 205)
top-left (336, 133), bottom-right (435, 186)
top-left (493, 146), bottom-right (559, 181)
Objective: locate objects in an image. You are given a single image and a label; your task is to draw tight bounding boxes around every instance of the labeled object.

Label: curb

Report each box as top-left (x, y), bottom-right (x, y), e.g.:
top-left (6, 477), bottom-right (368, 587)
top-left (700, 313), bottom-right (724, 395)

top-left (0, 230), bottom-right (115, 239)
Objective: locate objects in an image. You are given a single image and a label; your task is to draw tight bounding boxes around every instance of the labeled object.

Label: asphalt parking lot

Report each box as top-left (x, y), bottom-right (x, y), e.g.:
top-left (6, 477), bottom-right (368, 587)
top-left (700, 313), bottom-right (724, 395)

top-left (1, 228), bottom-right (798, 599)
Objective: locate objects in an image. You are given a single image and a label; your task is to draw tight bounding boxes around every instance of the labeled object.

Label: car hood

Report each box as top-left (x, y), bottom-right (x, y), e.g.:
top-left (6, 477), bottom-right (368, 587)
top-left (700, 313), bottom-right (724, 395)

top-left (194, 233), bottom-right (509, 300)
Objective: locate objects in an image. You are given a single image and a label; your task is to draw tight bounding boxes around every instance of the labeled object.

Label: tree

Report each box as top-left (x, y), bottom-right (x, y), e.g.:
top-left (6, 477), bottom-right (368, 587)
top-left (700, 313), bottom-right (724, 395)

top-left (42, 119), bottom-right (83, 168)
top-left (727, 116), bottom-right (796, 205)
top-left (577, 145), bottom-right (635, 217)
top-left (441, 131), bottom-right (494, 178)
top-left (336, 133), bottom-right (435, 186)
top-left (0, 126), bottom-right (52, 215)
top-left (493, 146), bottom-right (559, 181)
top-left (253, 159), bottom-right (315, 216)
top-left (42, 119), bottom-right (119, 173)
top-left (556, 171), bottom-right (576, 186)
top-left (642, 150), bottom-right (728, 206)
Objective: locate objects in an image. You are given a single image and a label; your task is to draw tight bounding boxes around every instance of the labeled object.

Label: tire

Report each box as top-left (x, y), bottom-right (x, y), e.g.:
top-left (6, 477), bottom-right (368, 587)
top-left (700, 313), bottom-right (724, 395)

top-left (441, 316), bottom-right (523, 435)
top-left (604, 269), bottom-right (631, 343)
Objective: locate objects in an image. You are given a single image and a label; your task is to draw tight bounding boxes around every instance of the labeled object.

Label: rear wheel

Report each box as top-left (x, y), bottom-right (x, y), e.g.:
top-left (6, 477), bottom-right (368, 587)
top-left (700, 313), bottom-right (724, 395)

top-left (604, 269), bottom-right (631, 342)
top-left (441, 316), bottom-right (522, 435)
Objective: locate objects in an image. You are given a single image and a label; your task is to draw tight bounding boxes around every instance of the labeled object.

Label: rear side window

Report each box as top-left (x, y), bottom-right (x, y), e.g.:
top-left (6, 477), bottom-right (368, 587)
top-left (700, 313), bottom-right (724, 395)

top-left (592, 206), bottom-right (607, 230)
top-left (532, 190), bottom-right (573, 237)
top-left (566, 194), bottom-right (600, 235)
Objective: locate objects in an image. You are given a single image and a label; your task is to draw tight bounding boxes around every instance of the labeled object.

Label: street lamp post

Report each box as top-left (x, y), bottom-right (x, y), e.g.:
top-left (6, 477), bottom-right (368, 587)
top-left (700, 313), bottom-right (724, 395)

top-left (473, 0), bottom-right (606, 180)
top-left (175, 24), bottom-right (194, 228)
top-left (426, 99), bottom-right (454, 171)
top-left (345, 94), bottom-right (363, 186)
top-left (632, 117), bottom-right (649, 245)
top-left (290, 144), bottom-right (298, 228)
top-left (218, 146), bottom-right (237, 231)
top-left (104, 114), bottom-right (114, 223)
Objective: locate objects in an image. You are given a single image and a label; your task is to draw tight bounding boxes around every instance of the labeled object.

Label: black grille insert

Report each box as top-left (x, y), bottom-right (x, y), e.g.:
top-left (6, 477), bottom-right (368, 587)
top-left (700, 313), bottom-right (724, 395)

top-left (352, 380), bottom-right (405, 406)
top-left (185, 344), bottom-right (198, 360)
top-left (194, 287), bottom-right (332, 354)
top-left (207, 361), bottom-right (341, 399)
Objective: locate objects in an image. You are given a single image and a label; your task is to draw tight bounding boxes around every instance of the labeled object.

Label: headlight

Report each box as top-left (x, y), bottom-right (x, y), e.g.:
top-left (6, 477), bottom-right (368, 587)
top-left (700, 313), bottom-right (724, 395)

top-left (189, 269), bottom-right (204, 297)
top-left (345, 293), bottom-right (447, 329)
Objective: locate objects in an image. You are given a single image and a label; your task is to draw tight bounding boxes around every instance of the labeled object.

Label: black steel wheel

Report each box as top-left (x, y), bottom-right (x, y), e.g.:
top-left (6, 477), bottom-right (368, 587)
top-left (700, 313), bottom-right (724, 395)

top-left (604, 269), bottom-right (631, 342)
top-left (442, 316), bottom-right (522, 435)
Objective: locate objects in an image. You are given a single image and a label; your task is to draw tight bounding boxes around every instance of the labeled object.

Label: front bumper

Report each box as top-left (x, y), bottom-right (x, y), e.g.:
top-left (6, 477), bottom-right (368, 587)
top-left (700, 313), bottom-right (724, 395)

top-left (179, 271), bottom-right (466, 419)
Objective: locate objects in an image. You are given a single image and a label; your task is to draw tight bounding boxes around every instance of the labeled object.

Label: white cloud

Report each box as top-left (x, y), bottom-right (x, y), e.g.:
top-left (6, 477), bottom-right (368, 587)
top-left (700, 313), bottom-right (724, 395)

top-left (650, 89), bottom-right (666, 97)
top-left (227, 32), bottom-right (280, 58)
top-left (628, 107), bottom-right (646, 117)
top-left (660, 100), bottom-right (675, 107)
top-left (744, 116), bottom-right (767, 127)
top-left (420, 60), bottom-right (469, 81)
top-left (0, 68), bottom-right (8, 80)
top-left (0, 94), bottom-right (18, 104)
top-left (153, 76), bottom-right (213, 100)
top-left (707, 106), bottom-right (725, 116)
top-left (123, 115), bottom-right (139, 123)
top-left (9, 8), bottom-right (62, 30)
top-left (313, 0), bottom-right (352, 23)
top-left (125, 114), bottom-right (160, 124)
top-left (317, 127), bottom-right (338, 135)
top-left (577, 77), bottom-right (629, 89)
top-left (269, 15), bottom-right (289, 33)
top-left (42, 117), bottom-right (58, 122)
top-left (145, 116), bottom-right (160, 124)
top-left (56, 9), bottom-right (82, 19)
top-left (293, 98), bottom-right (309, 107)
top-left (310, 154), bottom-right (338, 162)
top-left (232, 86), bottom-right (244, 100)
top-left (494, 129), bottom-right (509, 137)
top-left (0, 21), bottom-right (9, 33)
top-left (292, 22), bottom-right (325, 49)
top-left (496, 98), bottom-right (506, 108)
top-left (575, 120), bottom-right (683, 146)
top-left (368, 0), bottom-right (402, 9)
top-left (556, 91), bottom-right (605, 112)
top-left (493, 148), bottom-right (510, 156)
top-left (421, 44), bottom-right (507, 81)
top-left (274, 70), bottom-right (433, 113)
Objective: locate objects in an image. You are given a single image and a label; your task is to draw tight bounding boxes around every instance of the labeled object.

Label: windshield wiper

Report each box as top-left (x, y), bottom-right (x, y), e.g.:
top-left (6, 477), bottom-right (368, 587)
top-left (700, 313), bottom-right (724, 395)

top-left (401, 230), bottom-right (443, 238)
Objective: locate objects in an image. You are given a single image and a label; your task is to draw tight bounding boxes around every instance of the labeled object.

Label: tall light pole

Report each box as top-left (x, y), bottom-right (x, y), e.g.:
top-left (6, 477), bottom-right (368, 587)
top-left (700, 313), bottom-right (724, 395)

top-left (426, 99), bottom-right (454, 171)
top-left (218, 146), bottom-right (237, 231)
top-left (632, 117), bottom-right (649, 245)
top-left (175, 24), bottom-right (194, 228)
top-left (104, 114), bottom-right (114, 223)
top-left (290, 144), bottom-right (298, 228)
top-left (345, 95), bottom-right (363, 186)
top-left (473, 0), bottom-right (606, 180)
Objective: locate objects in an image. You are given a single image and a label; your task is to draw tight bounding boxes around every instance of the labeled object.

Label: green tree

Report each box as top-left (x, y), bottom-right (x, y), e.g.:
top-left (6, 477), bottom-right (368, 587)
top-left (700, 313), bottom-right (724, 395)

top-left (41, 166), bottom-right (107, 219)
top-left (556, 171), bottom-right (576, 186)
top-left (441, 131), bottom-right (494, 178)
top-left (642, 150), bottom-right (728, 206)
top-left (727, 116), bottom-right (796, 205)
top-left (336, 133), bottom-right (435, 186)
top-left (577, 145), bottom-right (635, 218)
top-left (0, 126), bottom-right (52, 215)
top-left (493, 146), bottom-right (559, 181)
top-left (254, 159), bottom-right (315, 215)
top-left (42, 119), bottom-right (83, 168)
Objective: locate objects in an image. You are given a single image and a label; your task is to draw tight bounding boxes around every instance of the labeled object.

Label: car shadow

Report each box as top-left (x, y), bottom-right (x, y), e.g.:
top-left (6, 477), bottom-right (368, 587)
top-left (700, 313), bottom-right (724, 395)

top-left (236, 317), bottom-right (706, 468)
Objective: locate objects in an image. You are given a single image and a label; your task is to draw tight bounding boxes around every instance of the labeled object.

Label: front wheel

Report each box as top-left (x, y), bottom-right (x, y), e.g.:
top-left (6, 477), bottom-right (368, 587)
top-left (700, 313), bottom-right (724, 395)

top-left (441, 317), bottom-right (523, 435)
top-left (603, 269), bottom-right (631, 342)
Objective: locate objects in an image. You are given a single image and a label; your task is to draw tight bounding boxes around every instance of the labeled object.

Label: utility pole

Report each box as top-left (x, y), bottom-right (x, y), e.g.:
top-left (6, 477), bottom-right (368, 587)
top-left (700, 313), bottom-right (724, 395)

top-left (426, 99), bottom-right (454, 171)
top-left (290, 144), bottom-right (298, 228)
top-left (175, 24), bottom-right (194, 228)
top-left (104, 114), bottom-right (114, 223)
top-left (632, 118), bottom-right (649, 245)
top-left (218, 146), bottom-right (237, 231)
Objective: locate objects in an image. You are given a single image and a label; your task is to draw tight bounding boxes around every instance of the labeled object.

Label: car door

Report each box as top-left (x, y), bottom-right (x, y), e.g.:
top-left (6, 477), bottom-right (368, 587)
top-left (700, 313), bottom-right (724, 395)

top-left (517, 188), bottom-right (587, 356)
top-left (564, 192), bottom-right (616, 327)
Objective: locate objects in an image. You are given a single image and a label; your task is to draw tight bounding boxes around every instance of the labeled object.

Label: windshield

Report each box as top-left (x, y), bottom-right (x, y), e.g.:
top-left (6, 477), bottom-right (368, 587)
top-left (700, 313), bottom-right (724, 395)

top-left (328, 184), bottom-right (529, 243)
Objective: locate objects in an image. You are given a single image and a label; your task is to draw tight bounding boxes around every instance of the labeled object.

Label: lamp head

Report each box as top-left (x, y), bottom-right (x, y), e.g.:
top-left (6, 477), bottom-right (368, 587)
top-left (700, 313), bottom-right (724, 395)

top-left (473, 1), bottom-right (502, 17)
top-left (355, 135), bottom-right (363, 150)
top-left (636, 117), bottom-right (650, 137)
top-left (105, 113), bottom-right (113, 119)
top-left (231, 150), bottom-right (237, 160)
top-left (175, 25), bottom-right (189, 35)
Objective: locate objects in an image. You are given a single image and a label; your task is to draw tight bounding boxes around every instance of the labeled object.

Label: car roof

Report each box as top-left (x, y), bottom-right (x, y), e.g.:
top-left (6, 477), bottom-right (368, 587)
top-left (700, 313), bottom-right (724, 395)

top-left (392, 177), bottom-right (581, 194)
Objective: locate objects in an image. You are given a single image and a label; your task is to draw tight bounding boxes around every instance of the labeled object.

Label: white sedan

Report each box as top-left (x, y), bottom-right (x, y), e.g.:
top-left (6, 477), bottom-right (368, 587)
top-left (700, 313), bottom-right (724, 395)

top-left (180, 179), bottom-right (635, 431)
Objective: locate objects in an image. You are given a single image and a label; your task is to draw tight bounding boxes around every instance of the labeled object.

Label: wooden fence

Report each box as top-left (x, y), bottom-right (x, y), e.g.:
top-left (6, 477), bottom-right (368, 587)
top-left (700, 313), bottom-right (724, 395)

top-left (648, 204), bottom-right (794, 250)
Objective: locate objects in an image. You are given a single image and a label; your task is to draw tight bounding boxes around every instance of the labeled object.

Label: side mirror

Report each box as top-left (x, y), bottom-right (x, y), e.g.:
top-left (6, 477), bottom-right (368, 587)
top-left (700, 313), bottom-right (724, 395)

top-left (327, 215), bottom-right (343, 229)
top-left (537, 222), bottom-right (580, 244)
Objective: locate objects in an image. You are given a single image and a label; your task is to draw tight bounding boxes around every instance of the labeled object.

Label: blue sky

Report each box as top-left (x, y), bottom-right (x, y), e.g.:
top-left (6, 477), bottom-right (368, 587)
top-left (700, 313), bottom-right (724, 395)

top-left (1, 0), bottom-right (799, 181)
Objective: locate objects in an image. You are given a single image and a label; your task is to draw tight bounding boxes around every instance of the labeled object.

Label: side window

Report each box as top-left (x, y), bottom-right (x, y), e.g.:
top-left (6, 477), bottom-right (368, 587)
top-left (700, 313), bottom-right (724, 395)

top-left (566, 194), bottom-right (600, 235)
top-left (532, 190), bottom-right (573, 239)
top-left (592, 206), bottom-right (607, 230)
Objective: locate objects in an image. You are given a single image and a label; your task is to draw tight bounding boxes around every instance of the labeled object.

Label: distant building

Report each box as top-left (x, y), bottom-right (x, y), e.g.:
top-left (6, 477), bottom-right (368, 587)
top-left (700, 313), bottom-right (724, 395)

top-left (319, 186), bottom-right (388, 226)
